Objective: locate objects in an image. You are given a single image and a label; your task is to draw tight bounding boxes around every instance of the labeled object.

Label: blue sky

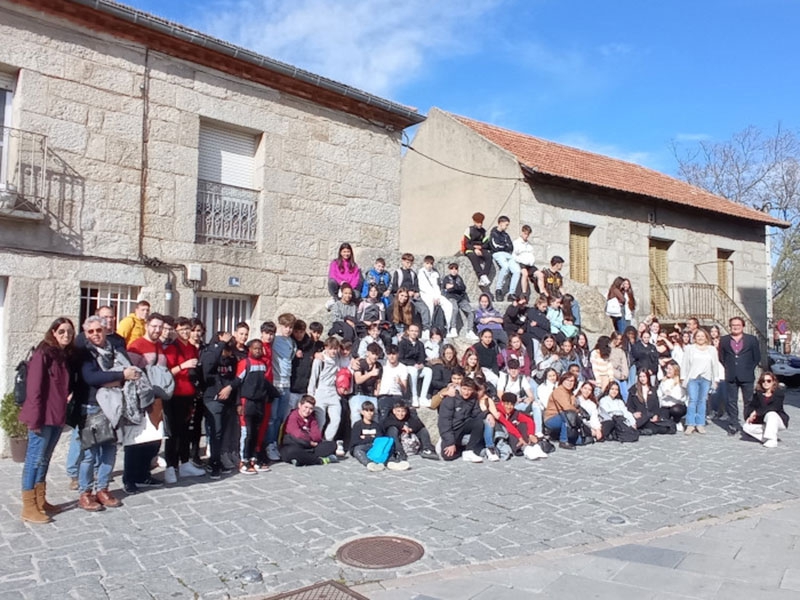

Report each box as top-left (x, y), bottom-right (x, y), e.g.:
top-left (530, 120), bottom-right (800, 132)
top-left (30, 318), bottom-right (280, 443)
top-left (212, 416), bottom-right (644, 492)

top-left (123, 0), bottom-right (798, 173)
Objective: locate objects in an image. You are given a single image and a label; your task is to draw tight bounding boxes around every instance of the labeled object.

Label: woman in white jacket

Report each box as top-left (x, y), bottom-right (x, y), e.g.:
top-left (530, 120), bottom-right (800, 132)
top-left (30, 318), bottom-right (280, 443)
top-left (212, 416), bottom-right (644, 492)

top-left (657, 360), bottom-right (687, 431)
top-left (418, 258), bottom-right (454, 337)
top-left (680, 329), bottom-right (720, 435)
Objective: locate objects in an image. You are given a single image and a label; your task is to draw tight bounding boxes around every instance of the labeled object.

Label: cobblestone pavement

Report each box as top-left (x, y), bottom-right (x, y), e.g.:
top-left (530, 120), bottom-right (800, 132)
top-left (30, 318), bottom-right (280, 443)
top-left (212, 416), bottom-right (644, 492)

top-left (1, 392), bottom-right (799, 599)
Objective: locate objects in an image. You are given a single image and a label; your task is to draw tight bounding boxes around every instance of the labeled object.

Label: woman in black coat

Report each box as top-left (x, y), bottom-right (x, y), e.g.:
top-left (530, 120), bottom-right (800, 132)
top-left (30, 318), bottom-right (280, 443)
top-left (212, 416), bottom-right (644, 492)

top-left (630, 330), bottom-right (659, 384)
top-left (742, 371), bottom-right (788, 448)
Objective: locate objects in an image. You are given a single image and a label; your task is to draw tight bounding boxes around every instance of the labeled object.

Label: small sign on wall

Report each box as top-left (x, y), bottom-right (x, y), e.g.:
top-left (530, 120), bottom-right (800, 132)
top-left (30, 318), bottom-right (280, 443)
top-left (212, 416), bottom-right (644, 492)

top-left (228, 276), bottom-right (241, 287)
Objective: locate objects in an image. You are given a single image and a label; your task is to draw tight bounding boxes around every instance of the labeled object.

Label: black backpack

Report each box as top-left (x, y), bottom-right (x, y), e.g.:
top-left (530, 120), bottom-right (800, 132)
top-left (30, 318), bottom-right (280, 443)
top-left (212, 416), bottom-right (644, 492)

top-left (13, 347), bottom-right (35, 406)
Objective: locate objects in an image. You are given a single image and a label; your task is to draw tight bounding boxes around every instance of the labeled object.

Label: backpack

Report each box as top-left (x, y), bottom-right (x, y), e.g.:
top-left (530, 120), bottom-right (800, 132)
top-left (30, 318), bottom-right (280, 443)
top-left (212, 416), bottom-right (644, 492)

top-left (366, 436), bottom-right (394, 464)
top-left (335, 367), bottom-right (353, 396)
top-left (13, 347), bottom-right (35, 406)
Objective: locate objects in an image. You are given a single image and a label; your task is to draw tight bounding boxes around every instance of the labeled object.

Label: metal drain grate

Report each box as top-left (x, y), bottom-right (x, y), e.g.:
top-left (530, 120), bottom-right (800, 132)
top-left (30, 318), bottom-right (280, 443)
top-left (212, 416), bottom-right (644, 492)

top-left (264, 580), bottom-right (369, 600)
top-left (336, 536), bottom-right (425, 569)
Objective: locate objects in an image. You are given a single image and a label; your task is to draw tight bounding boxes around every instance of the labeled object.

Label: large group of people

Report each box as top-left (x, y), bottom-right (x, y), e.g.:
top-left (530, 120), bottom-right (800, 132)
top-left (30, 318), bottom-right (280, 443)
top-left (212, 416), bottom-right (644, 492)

top-left (15, 223), bottom-right (785, 524)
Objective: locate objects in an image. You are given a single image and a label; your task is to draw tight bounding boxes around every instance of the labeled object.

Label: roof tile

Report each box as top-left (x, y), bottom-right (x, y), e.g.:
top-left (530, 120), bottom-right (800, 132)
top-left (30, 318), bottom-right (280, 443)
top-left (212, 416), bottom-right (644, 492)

top-left (452, 113), bottom-right (788, 228)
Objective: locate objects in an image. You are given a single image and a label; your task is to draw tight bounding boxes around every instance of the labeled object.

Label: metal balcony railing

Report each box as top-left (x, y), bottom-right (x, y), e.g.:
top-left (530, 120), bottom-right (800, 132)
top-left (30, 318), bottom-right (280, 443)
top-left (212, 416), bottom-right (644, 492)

top-left (0, 125), bottom-right (47, 214)
top-left (195, 179), bottom-right (258, 247)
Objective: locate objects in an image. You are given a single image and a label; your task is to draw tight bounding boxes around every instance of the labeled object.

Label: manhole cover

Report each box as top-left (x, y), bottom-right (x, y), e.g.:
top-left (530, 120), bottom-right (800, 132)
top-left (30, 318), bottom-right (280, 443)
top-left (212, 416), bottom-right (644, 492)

top-left (336, 536), bottom-right (424, 569)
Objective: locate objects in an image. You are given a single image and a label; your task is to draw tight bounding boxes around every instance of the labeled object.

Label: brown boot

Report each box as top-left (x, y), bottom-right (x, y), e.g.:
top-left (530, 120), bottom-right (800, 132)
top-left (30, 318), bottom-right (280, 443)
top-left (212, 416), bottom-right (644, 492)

top-left (95, 489), bottom-right (121, 508)
top-left (21, 490), bottom-right (51, 524)
top-left (78, 492), bottom-right (103, 512)
top-left (34, 482), bottom-right (62, 515)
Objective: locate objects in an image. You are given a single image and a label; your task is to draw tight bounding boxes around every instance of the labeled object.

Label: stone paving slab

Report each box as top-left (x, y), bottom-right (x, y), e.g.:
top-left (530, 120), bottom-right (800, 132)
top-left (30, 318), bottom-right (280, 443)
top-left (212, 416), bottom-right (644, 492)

top-left (1, 393), bottom-right (799, 598)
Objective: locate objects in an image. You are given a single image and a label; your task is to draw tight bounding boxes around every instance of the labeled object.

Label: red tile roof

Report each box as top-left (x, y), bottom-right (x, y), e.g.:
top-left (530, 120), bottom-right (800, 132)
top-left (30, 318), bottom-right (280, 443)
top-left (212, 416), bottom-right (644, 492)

top-left (452, 113), bottom-right (789, 228)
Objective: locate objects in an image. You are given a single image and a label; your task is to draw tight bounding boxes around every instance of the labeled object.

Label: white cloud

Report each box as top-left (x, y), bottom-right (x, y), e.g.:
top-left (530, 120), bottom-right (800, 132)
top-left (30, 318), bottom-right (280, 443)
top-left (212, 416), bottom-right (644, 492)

top-left (554, 132), bottom-right (657, 168)
top-left (194, 0), bottom-right (502, 97)
top-left (675, 133), bottom-right (712, 142)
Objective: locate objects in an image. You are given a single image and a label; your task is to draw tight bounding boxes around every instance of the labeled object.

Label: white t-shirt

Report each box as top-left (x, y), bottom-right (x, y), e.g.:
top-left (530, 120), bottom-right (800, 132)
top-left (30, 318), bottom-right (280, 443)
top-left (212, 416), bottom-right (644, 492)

top-left (497, 372), bottom-right (532, 399)
top-left (379, 362), bottom-right (408, 396)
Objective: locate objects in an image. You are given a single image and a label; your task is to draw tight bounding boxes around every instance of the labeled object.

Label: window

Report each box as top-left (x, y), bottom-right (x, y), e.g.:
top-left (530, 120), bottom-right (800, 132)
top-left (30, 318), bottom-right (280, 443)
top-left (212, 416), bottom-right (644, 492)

top-left (0, 72), bottom-right (15, 192)
top-left (79, 284), bottom-right (140, 328)
top-left (649, 239), bottom-right (672, 316)
top-left (568, 223), bottom-right (593, 285)
top-left (197, 294), bottom-right (253, 342)
top-left (717, 249), bottom-right (733, 296)
top-left (196, 122), bottom-right (259, 247)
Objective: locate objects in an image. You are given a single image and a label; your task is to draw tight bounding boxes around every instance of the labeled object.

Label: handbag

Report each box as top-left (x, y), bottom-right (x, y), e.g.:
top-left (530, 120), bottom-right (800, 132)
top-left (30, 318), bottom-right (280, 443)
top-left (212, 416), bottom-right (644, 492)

top-left (538, 437), bottom-right (555, 454)
top-left (80, 410), bottom-right (116, 450)
top-left (605, 297), bottom-right (622, 317)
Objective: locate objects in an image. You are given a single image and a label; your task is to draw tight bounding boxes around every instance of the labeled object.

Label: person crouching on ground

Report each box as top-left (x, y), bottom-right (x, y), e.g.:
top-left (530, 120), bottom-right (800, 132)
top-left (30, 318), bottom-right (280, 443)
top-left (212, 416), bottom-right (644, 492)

top-left (742, 371), bottom-right (789, 448)
top-left (382, 399), bottom-right (439, 462)
top-left (281, 396), bottom-right (338, 466)
top-left (438, 378), bottom-right (486, 463)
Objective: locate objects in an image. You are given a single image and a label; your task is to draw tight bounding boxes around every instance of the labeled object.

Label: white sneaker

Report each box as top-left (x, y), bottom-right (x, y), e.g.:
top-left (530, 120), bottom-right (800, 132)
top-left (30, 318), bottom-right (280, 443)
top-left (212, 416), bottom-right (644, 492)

top-left (335, 440), bottom-right (346, 457)
top-left (479, 275), bottom-right (490, 286)
top-left (156, 456), bottom-right (167, 469)
top-left (763, 439), bottom-right (778, 448)
top-left (465, 331), bottom-right (479, 341)
top-left (421, 330), bottom-right (430, 342)
top-left (676, 422), bottom-right (684, 432)
top-left (411, 398), bottom-right (420, 408)
top-left (367, 462), bottom-right (385, 472)
top-left (462, 450), bottom-right (483, 463)
top-left (164, 466), bottom-right (178, 484)
top-left (524, 445), bottom-right (548, 460)
top-left (447, 328), bottom-right (459, 338)
top-left (267, 442), bottom-right (281, 462)
top-left (418, 397), bottom-right (432, 409)
top-left (486, 447), bottom-right (501, 462)
top-left (325, 298), bottom-right (335, 311)
top-left (386, 460), bottom-right (410, 471)
top-left (179, 461), bottom-right (206, 478)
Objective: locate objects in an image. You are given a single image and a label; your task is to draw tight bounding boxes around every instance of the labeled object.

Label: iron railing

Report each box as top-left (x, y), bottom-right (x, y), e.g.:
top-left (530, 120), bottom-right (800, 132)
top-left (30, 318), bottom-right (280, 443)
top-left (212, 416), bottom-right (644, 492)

top-left (661, 282), bottom-right (768, 346)
top-left (195, 179), bottom-right (258, 247)
top-left (0, 125), bottom-right (47, 213)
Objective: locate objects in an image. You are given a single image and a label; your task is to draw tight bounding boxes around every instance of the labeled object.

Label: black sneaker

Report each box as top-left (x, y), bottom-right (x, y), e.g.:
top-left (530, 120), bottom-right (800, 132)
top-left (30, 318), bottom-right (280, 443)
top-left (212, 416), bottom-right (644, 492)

top-left (138, 476), bottom-right (164, 488)
top-left (123, 483), bottom-right (139, 495)
top-left (421, 448), bottom-right (440, 461)
top-left (209, 467), bottom-right (221, 480)
top-left (727, 424), bottom-right (740, 436)
top-left (494, 291), bottom-right (503, 303)
top-left (221, 465), bottom-right (233, 474)
top-left (559, 441), bottom-right (576, 450)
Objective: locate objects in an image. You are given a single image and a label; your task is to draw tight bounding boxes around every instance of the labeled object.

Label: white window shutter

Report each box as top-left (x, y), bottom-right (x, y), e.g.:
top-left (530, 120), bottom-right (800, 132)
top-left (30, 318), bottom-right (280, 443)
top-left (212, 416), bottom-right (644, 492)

top-left (198, 123), bottom-right (257, 189)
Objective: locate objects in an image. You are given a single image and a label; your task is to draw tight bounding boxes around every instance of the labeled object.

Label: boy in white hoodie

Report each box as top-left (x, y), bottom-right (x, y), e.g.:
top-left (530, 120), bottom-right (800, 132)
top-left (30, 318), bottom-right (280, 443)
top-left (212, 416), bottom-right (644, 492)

top-left (418, 255), bottom-right (454, 338)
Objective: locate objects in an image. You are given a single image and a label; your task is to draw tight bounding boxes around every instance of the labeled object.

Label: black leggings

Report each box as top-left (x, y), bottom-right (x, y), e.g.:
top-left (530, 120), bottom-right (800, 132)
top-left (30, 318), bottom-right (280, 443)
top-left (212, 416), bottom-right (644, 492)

top-left (123, 441), bottom-right (160, 485)
top-left (204, 397), bottom-right (231, 468)
top-left (467, 252), bottom-right (492, 279)
top-left (163, 395), bottom-right (192, 468)
top-left (280, 441), bottom-right (337, 466)
top-left (660, 404), bottom-right (687, 424)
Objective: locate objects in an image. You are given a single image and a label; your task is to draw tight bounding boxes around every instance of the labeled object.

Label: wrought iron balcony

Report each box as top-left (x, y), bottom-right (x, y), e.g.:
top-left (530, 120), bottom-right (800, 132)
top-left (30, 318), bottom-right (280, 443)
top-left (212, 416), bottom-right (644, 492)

top-left (0, 125), bottom-right (47, 219)
top-left (195, 179), bottom-right (258, 247)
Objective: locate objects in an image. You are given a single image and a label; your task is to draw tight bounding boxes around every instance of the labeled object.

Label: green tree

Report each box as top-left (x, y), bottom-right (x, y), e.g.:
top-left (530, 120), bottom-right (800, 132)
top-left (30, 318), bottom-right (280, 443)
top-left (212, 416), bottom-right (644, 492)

top-left (671, 125), bottom-right (800, 328)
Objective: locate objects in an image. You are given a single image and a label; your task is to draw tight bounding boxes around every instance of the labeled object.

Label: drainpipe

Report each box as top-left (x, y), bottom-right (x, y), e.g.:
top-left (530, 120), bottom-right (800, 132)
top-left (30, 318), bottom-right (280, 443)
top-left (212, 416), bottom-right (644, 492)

top-left (137, 47), bottom-right (150, 260)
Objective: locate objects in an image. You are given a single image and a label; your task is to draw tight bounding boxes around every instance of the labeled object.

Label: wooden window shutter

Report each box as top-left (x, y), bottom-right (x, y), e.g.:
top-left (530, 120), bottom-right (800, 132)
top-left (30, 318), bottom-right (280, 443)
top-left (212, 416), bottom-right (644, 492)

top-left (649, 239), bottom-right (671, 316)
top-left (569, 224), bottom-right (592, 285)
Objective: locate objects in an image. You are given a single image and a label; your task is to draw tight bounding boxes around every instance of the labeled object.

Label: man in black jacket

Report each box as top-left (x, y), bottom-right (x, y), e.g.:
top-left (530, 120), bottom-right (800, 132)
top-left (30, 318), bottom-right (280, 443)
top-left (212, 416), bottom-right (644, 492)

top-left (718, 317), bottom-right (761, 436)
top-left (437, 378), bottom-right (486, 462)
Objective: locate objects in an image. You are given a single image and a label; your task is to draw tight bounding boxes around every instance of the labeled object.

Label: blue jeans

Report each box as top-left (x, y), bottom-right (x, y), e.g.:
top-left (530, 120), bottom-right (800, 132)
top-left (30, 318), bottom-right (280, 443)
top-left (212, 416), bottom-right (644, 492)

top-left (78, 406), bottom-right (117, 492)
top-left (493, 252), bottom-right (521, 295)
top-left (21, 425), bottom-right (62, 491)
top-left (65, 427), bottom-right (82, 478)
top-left (266, 387), bottom-right (292, 446)
top-left (545, 414), bottom-right (569, 443)
top-left (617, 379), bottom-right (629, 402)
top-left (483, 420), bottom-right (495, 448)
top-left (686, 377), bottom-right (711, 427)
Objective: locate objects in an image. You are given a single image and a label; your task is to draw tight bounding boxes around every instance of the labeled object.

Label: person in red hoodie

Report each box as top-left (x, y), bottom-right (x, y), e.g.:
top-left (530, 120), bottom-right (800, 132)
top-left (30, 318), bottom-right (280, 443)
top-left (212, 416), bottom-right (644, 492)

top-left (280, 396), bottom-right (338, 466)
top-left (497, 393), bottom-right (547, 460)
top-left (19, 317), bottom-right (75, 524)
top-left (163, 317), bottom-right (206, 484)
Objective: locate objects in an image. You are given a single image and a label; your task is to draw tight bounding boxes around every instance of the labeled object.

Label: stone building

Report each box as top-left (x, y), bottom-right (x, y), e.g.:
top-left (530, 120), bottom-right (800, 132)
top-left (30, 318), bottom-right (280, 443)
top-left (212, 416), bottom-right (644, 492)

top-left (401, 108), bottom-right (788, 337)
top-left (0, 0), bottom-right (423, 395)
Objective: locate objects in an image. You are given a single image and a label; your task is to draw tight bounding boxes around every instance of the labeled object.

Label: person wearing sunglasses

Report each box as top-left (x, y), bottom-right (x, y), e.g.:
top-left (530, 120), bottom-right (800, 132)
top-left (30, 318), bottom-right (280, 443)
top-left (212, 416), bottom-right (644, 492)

top-left (742, 372), bottom-right (788, 448)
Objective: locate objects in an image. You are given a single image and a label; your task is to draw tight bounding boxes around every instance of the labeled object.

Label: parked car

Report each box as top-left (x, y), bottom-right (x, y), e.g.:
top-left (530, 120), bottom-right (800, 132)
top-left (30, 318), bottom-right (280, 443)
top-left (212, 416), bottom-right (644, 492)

top-left (768, 351), bottom-right (800, 387)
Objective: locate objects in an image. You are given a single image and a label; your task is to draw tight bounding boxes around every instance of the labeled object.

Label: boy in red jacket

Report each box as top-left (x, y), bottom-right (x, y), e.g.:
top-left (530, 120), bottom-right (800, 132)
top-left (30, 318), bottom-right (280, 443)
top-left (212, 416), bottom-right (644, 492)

top-left (236, 340), bottom-right (279, 474)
